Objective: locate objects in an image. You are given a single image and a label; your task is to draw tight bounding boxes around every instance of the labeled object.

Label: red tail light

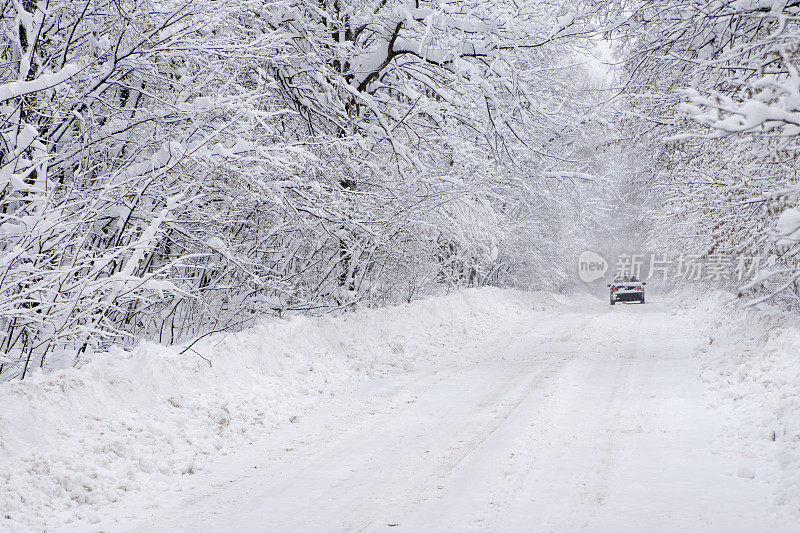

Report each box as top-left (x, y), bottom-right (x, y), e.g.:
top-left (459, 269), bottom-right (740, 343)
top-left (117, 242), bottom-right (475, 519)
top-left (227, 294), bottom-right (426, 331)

top-left (637, 286), bottom-right (642, 290)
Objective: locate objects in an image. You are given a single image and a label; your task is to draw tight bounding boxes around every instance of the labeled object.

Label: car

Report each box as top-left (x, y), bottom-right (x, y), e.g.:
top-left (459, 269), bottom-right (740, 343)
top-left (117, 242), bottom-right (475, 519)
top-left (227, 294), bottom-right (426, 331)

top-left (608, 275), bottom-right (645, 305)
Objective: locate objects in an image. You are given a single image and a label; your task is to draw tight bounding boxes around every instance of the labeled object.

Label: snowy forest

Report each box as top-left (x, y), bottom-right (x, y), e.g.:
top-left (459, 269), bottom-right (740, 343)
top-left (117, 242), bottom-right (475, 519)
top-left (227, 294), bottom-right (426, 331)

top-left (4, 0), bottom-right (800, 380)
top-left (1, 0), bottom-right (618, 379)
top-left (4, 0), bottom-right (800, 530)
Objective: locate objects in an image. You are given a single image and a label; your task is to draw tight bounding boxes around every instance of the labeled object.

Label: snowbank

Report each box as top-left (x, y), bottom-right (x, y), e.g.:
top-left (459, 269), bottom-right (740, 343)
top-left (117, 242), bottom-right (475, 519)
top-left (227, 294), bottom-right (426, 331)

top-left (6, 286), bottom-right (796, 529)
top-left (0, 288), bottom-right (554, 530)
top-left (668, 287), bottom-right (800, 509)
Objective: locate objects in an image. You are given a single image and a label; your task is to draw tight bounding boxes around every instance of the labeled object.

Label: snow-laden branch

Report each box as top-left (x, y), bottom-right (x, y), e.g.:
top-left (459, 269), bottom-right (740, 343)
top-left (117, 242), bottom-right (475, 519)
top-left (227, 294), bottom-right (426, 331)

top-left (0, 63), bottom-right (82, 103)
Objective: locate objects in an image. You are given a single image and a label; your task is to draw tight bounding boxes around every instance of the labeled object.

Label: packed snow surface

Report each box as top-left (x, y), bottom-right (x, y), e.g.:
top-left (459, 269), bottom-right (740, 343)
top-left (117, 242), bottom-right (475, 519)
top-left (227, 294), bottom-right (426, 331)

top-left (1, 288), bottom-right (799, 531)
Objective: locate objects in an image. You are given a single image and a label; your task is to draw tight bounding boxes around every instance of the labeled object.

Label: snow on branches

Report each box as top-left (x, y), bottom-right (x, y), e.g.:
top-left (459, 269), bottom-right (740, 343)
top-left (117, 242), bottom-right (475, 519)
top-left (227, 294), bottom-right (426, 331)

top-left (0, 0), bottom-right (608, 379)
top-left (605, 0), bottom-right (800, 305)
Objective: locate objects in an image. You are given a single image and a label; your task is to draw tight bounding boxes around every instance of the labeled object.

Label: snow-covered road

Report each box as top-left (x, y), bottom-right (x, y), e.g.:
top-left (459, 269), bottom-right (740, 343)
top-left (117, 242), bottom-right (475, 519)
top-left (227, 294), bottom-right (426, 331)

top-left (99, 299), bottom-right (790, 532)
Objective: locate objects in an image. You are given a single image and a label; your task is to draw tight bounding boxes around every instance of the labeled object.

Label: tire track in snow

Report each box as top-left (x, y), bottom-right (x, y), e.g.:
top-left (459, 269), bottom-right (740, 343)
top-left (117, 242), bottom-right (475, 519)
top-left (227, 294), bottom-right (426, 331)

top-left (587, 309), bottom-right (644, 508)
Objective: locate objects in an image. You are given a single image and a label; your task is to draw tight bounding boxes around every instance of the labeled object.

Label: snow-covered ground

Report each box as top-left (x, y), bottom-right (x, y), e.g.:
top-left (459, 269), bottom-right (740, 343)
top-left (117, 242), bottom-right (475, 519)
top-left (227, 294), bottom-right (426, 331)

top-left (1, 288), bottom-right (799, 531)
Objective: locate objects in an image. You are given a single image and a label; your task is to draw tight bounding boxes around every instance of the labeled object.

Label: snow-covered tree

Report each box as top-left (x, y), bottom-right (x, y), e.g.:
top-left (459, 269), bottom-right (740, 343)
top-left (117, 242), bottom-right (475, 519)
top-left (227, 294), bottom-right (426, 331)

top-left (0, 0), bottom-right (613, 379)
top-left (602, 0), bottom-right (800, 304)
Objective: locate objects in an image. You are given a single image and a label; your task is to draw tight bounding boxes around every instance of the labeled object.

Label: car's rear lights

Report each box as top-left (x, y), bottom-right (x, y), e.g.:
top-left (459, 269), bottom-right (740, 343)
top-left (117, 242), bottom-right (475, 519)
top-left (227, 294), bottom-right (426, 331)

top-left (637, 286), bottom-right (642, 290)
top-left (611, 287), bottom-right (616, 291)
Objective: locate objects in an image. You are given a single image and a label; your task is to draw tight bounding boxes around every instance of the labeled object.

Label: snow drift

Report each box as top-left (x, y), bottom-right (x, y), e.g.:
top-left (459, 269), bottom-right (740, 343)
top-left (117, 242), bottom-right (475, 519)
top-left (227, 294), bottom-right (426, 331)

top-left (674, 289), bottom-right (800, 509)
top-left (0, 288), bottom-right (550, 530)
top-left (3, 287), bottom-right (800, 530)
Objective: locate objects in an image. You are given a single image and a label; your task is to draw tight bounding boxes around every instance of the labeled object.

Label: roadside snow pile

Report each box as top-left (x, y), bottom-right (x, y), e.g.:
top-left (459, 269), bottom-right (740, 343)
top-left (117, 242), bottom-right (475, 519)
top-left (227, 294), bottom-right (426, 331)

top-left (0, 288), bottom-right (551, 530)
top-left (673, 288), bottom-right (800, 510)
